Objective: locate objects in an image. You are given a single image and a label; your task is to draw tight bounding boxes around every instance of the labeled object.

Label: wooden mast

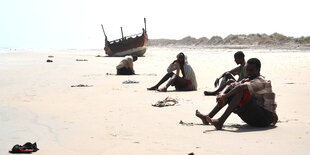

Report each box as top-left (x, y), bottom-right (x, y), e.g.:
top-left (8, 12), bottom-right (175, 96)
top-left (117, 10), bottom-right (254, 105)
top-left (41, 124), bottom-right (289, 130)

top-left (120, 27), bottom-right (124, 39)
top-left (101, 24), bottom-right (108, 42)
top-left (101, 24), bottom-right (106, 37)
top-left (144, 18), bottom-right (147, 32)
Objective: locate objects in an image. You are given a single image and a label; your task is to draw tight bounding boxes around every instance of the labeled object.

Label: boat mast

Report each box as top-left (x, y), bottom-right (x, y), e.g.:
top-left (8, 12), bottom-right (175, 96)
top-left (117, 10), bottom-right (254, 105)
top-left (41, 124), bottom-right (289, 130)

top-left (120, 27), bottom-right (124, 39)
top-left (101, 24), bottom-right (106, 37)
top-left (144, 18), bottom-right (147, 32)
top-left (101, 24), bottom-right (108, 41)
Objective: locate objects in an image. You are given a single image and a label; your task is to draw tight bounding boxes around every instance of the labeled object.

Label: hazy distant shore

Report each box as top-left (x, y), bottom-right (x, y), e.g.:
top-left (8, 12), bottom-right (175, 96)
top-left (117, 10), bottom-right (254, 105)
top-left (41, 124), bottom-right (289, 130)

top-left (149, 33), bottom-right (310, 50)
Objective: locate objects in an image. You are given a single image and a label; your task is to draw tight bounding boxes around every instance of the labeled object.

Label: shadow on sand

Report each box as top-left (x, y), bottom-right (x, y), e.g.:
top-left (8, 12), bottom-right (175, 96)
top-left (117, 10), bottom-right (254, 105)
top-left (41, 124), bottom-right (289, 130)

top-left (179, 120), bottom-right (277, 133)
top-left (106, 73), bottom-right (157, 76)
top-left (202, 124), bottom-right (277, 133)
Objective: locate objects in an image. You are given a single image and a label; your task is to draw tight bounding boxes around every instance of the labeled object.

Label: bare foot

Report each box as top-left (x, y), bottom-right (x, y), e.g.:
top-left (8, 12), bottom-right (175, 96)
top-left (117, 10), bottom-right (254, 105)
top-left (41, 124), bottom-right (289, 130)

top-left (157, 87), bottom-right (167, 92)
top-left (195, 110), bottom-right (209, 125)
top-left (206, 115), bottom-right (223, 130)
top-left (147, 86), bottom-right (158, 90)
top-left (204, 91), bottom-right (217, 96)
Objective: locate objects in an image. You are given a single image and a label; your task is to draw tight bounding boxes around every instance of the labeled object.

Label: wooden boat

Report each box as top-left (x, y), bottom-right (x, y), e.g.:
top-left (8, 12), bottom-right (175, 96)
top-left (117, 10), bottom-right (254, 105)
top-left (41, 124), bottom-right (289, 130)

top-left (101, 18), bottom-right (148, 57)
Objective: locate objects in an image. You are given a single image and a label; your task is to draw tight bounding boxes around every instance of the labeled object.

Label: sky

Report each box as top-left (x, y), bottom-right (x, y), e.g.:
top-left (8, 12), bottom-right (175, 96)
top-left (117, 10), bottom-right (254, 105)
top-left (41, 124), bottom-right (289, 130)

top-left (0, 0), bottom-right (309, 49)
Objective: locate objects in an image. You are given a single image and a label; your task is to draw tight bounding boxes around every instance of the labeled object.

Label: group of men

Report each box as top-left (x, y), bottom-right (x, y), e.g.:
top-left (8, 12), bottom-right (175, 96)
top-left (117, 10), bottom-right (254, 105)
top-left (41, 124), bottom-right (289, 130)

top-left (116, 51), bottom-right (278, 130)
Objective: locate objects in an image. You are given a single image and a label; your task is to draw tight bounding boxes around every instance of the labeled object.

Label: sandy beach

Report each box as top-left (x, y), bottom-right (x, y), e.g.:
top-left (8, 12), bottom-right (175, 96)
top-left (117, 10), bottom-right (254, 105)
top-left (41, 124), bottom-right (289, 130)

top-left (1, 47), bottom-right (310, 154)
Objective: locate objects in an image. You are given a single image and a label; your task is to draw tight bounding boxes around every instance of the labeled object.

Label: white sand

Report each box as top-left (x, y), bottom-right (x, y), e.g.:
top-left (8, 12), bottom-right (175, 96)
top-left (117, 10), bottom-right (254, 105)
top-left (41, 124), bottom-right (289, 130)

top-left (1, 48), bottom-right (310, 154)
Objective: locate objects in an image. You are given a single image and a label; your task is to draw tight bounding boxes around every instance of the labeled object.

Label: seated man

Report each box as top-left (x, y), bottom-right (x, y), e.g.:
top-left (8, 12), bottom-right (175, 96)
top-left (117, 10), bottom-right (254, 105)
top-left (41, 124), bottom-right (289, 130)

top-left (116, 55), bottom-right (137, 75)
top-left (204, 51), bottom-right (247, 95)
top-left (147, 52), bottom-right (197, 92)
top-left (196, 58), bottom-right (278, 130)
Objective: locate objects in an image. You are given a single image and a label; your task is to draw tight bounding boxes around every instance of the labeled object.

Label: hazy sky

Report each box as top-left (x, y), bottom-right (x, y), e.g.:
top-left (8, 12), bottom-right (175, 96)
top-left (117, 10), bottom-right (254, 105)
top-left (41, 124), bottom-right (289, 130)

top-left (0, 0), bottom-right (309, 49)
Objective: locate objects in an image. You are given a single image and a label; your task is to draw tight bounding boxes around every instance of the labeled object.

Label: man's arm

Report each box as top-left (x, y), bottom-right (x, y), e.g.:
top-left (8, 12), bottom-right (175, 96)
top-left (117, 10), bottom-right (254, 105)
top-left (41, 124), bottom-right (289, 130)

top-left (217, 83), bottom-right (248, 104)
top-left (224, 84), bottom-right (248, 97)
top-left (167, 60), bottom-right (179, 73)
top-left (214, 72), bottom-right (227, 87)
top-left (214, 66), bottom-right (241, 87)
top-left (229, 66), bottom-right (241, 76)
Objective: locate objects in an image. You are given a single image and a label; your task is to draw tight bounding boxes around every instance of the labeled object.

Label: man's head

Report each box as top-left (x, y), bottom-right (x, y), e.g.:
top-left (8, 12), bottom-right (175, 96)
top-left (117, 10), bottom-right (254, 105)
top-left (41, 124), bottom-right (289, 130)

top-left (132, 55), bottom-right (138, 62)
top-left (176, 52), bottom-right (185, 65)
top-left (234, 51), bottom-right (245, 65)
top-left (246, 58), bottom-right (261, 79)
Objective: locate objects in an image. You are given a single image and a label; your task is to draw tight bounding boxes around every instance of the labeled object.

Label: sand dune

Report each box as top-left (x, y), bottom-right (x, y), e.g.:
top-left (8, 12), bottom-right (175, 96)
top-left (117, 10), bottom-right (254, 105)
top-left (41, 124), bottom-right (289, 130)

top-left (149, 33), bottom-right (310, 50)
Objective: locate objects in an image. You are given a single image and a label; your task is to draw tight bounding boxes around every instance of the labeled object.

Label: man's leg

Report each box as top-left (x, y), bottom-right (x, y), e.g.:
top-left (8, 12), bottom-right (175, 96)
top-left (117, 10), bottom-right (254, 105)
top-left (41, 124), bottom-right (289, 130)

top-left (157, 74), bottom-right (183, 92)
top-left (204, 74), bottom-right (236, 96)
top-left (206, 92), bottom-right (243, 130)
top-left (196, 94), bottom-right (229, 125)
top-left (197, 85), bottom-right (233, 124)
top-left (174, 77), bottom-right (191, 91)
top-left (147, 72), bottom-right (174, 90)
top-left (219, 73), bottom-right (235, 87)
top-left (237, 99), bottom-right (277, 127)
top-left (204, 84), bottom-right (227, 95)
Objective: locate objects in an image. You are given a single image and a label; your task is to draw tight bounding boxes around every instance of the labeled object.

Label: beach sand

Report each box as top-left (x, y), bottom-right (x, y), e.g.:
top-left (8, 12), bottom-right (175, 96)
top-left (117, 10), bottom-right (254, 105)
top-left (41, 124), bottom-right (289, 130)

top-left (1, 48), bottom-right (310, 154)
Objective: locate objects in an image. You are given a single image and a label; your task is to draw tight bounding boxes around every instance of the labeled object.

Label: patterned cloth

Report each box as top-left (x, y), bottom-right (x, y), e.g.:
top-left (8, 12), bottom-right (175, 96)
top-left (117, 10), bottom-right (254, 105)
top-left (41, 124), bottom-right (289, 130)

top-left (244, 75), bottom-right (277, 113)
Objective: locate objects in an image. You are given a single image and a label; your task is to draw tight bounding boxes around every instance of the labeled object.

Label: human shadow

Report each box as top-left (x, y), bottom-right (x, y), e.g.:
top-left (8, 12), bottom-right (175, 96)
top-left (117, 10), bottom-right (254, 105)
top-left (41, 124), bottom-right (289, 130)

top-left (179, 120), bottom-right (277, 133)
top-left (203, 124), bottom-right (278, 133)
top-left (106, 73), bottom-right (157, 76)
top-left (164, 90), bottom-right (197, 93)
top-left (99, 55), bottom-right (146, 58)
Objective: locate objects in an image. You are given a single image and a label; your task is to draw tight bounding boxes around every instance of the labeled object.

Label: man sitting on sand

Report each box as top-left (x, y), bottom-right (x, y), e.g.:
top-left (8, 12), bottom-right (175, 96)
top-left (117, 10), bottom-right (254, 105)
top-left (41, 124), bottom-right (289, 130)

top-left (147, 52), bottom-right (197, 92)
top-left (196, 58), bottom-right (278, 130)
top-left (204, 51), bottom-right (247, 95)
top-left (116, 55), bottom-right (137, 75)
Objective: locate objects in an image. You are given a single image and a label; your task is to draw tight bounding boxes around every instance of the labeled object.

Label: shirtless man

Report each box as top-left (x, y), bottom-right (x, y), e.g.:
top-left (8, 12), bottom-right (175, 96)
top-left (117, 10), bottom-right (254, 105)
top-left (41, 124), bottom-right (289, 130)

top-left (204, 51), bottom-right (247, 95)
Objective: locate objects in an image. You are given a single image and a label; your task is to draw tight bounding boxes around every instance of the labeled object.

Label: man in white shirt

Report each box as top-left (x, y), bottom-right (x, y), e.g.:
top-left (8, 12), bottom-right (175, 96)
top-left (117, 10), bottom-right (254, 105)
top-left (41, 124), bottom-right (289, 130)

top-left (116, 55), bottom-right (137, 75)
top-left (147, 52), bottom-right (197, 92)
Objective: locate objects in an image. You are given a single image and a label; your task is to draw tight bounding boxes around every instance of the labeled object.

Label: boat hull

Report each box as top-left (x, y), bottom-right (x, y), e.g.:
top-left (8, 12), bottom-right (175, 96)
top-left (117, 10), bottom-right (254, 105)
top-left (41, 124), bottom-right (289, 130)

top-left (111, 46), bottom-right (147, 57)
top-left (104, 30), bottom-right (148, 57)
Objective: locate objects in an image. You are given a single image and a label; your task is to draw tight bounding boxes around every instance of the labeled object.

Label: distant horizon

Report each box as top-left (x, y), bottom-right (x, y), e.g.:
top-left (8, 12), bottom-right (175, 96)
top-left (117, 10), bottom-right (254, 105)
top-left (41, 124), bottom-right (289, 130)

top-left (1, 0), bottom-right (310, 49)
top-left (1, 32), bottom-right (309, 50)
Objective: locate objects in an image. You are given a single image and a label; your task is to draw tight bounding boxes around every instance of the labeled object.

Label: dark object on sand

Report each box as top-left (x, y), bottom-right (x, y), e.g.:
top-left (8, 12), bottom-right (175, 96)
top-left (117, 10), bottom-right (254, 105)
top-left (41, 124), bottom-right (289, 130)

top-left (9, 142), bottom-right (39, 153)
top-left (101, 18), bottom-right (148, 57)
top-left (122, 80), bottom-right (139, 84)
top-left (46, 59), bottom-right (53, 62)
top-left (179, 120), bottom-right (194, 126)
top-left (71, 84), bottom-right (93, 87)
top-left (76, 59), bottom-right (88, 61)
top-left (285, 82), bottom-right (295, 84)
